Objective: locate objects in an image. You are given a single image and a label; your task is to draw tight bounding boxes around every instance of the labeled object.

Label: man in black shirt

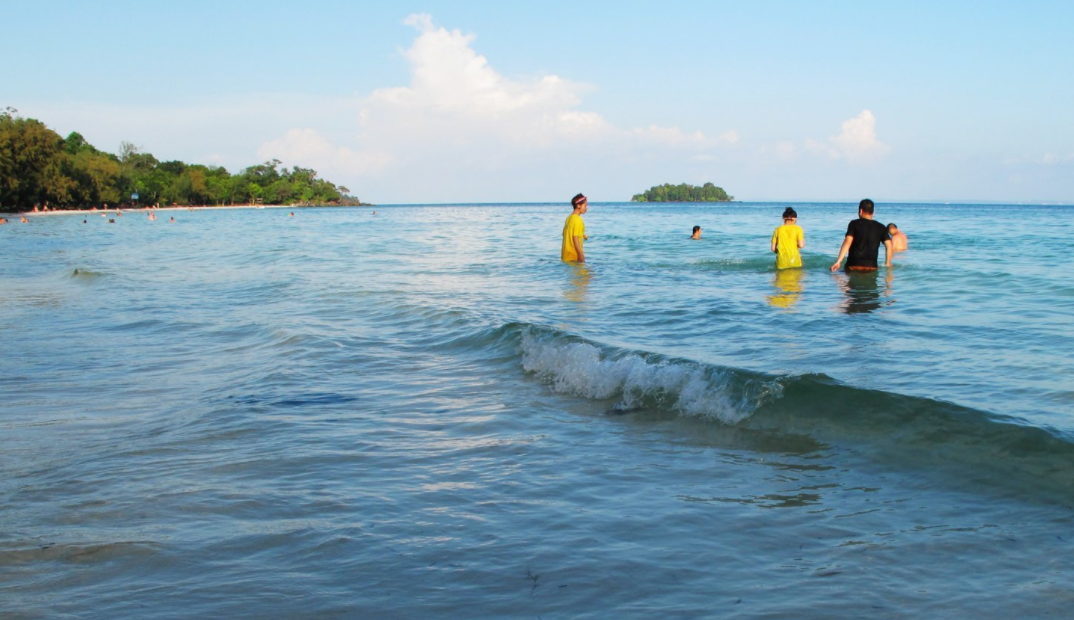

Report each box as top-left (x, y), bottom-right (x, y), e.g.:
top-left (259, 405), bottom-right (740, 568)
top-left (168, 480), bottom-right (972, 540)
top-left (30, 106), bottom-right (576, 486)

top-left (830, 198), bottom-right (893, 272)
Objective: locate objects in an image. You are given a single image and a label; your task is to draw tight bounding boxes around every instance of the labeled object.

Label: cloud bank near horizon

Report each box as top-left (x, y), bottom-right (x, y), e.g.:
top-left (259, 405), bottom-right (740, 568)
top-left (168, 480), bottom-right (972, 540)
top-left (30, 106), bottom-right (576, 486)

top-left (258, 13), bottom-right (747, 200)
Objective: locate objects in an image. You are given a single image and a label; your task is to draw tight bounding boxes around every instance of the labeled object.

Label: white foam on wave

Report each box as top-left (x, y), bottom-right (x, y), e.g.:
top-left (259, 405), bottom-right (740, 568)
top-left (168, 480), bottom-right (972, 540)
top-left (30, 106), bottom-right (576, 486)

top-left (519, 329), bottom-right (778, 424)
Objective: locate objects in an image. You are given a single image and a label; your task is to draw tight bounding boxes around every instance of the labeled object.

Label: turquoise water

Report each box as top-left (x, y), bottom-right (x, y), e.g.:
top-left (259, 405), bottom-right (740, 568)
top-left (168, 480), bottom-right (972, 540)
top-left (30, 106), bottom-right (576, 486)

top-left (2, 202), bottom-right (1073, 619)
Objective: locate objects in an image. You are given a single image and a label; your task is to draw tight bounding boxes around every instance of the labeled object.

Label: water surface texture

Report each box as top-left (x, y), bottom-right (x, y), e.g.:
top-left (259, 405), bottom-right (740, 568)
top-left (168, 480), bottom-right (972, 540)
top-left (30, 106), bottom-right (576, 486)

top-left (3, 202), bottom-right (1073, 619)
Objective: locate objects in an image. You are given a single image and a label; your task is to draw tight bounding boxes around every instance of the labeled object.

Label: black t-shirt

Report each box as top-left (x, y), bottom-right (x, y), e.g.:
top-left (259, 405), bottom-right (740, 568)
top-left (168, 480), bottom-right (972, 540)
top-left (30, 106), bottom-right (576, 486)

top-left (845, 218), bottom-right (890, 268)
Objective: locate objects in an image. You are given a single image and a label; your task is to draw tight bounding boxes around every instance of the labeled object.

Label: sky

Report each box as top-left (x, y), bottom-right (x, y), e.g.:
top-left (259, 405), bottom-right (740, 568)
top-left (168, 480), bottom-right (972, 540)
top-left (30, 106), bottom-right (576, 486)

top-left (3, 0), bottom-right (1073, 203)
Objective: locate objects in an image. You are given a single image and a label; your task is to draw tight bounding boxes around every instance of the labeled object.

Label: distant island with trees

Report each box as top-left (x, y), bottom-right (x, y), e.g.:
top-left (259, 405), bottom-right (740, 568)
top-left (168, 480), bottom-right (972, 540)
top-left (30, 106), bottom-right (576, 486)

top-left (631, 182), bottom-right (733, 202)
top-left (0, 108), bottom-right (367, 212)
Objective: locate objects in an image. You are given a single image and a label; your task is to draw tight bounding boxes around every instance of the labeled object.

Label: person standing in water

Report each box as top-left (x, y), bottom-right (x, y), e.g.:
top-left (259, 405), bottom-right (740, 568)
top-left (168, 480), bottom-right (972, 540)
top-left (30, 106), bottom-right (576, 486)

top-left (561, 193), bottom-right (588, 263)
top-left (887, 223), bottom-right (908, 252)
top-left (771, 207), bottom-right (805, 269)
top-left (831, 199), bottom-right (892, 272)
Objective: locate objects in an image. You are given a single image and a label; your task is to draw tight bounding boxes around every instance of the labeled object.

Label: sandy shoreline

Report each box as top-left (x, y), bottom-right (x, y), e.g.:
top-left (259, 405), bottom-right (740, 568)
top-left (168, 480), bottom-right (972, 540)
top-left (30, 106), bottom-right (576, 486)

top-left (1, 204), bottom-right (370, 217)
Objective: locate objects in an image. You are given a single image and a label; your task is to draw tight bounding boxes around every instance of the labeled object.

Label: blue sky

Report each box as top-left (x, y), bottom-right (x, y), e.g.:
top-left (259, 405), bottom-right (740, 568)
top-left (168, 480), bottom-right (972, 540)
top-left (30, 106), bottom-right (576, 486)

top-left (4, 0), bottom-right (1073, 203)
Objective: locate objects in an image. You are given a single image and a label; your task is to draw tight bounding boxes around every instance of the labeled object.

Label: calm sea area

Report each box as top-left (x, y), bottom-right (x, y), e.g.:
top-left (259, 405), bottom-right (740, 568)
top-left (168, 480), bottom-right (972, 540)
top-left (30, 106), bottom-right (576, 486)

top-left (2, 201), bottom-right (1073, 619)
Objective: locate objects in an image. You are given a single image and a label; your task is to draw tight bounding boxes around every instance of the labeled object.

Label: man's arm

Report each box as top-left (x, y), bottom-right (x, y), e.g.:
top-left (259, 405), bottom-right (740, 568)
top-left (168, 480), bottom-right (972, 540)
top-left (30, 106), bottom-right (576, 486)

top-left (573, 236), bottom-right (585, 263)
top-left (830, 235), bottom-right (853, 272)
top-left (883, 239), bottom-right (893, 267)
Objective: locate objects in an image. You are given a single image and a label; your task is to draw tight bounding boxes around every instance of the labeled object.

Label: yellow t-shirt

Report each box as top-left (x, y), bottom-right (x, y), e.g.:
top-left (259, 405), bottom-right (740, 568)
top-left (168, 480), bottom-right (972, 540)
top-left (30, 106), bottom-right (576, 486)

top-left (562, 213), bottom-right (585, 262)
top-left (771, 223), bottom-right (804, 269)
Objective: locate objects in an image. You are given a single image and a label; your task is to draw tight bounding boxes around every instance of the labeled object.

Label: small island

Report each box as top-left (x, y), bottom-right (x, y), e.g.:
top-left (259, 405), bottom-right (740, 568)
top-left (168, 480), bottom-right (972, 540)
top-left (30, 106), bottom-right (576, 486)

top-left (631, 182), bottom-right (733, 203)
top-left (0, 108), bottom-right (367, 211)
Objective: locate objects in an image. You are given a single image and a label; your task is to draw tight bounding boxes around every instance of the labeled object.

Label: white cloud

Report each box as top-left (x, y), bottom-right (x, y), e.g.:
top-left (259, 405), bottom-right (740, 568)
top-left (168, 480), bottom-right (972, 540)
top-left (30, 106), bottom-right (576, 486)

top-left (830, 109), bottom-right (890, 163)
top-left (796, 110), bottom-right (890, 164)
top-left (258, 128), bottom-right (393, 176)
top-left (259, 14), bottom-right (737, 195)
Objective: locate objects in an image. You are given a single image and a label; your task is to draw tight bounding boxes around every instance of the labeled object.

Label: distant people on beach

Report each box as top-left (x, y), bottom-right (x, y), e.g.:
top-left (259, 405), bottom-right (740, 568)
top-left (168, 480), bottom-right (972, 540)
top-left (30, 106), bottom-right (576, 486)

top-left (691, 225), bottom-right (702, 239)
top-left (771, 207), bottom-right (805, 269)
top-left (831, 199), bottom-right (892, 272)
top-left (888, 223), bottom-right (908, 251)
top-left (561, 193), bottom-right (589, 263)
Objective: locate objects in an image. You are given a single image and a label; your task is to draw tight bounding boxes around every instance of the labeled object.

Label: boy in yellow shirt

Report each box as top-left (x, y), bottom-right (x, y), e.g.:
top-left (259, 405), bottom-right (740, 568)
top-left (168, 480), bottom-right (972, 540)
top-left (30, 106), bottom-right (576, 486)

top-left (561, 193), bottom-right (588, 262)
top-left (771, 207), bottom-right (805, 269)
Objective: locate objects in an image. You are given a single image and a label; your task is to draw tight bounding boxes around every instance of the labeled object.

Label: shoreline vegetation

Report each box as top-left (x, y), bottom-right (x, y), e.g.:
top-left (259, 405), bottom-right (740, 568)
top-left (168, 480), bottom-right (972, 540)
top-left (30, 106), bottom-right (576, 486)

top-left (0, 203), bottom-right (372, 217)
top-left (0, 108), bottom-right (370, 212)
top-left (632, 182), bottom-right (733, 203)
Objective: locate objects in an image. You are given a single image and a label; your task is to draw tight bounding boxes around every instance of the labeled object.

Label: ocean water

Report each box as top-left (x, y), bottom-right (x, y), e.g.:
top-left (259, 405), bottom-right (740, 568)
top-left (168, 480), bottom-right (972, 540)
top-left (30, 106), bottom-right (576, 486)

top-left (2, 202), bottom-right (1073, 619)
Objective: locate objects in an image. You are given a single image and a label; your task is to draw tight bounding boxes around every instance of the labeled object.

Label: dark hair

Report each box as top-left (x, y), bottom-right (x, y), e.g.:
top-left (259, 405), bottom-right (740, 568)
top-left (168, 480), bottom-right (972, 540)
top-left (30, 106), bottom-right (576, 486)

top-left (571, 193), bottom-right (587, 208)
top-left (692, 225), bottom-right (701, 234)
top-left (782, 207), bottom-right (797, 219)
top-left (858, 198), bottom-right (875, 215)
top-left (887, 222), bottom-right (898, 230)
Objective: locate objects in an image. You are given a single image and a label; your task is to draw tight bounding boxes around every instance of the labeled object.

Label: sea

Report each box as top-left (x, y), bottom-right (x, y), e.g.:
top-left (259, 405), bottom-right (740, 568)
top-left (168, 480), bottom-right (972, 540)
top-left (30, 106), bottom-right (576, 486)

top-left (2, 201), bottom-right (1073, 619)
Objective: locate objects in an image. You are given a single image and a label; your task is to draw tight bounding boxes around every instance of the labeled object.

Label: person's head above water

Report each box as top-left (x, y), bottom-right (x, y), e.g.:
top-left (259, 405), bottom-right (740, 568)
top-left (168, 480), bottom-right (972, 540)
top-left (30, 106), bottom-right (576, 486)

top-left (691, 225), bottom-right (701, 239)
top-left (858, 198), bottom-right (875, 218)
top-left (782, 207), bottom-right (797, 221)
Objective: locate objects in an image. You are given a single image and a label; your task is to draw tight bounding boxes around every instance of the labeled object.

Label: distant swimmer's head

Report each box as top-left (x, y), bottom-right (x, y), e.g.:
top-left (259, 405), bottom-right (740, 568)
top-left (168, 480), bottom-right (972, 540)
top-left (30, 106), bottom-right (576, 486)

top-left (858, 198), bottom-right (875, 216)
top-left (782, 207), bottom-right (797, 221)
top-left (691, 225), bottom-right (701, 239)
top-left (571, 193), bottom-right (588, 213)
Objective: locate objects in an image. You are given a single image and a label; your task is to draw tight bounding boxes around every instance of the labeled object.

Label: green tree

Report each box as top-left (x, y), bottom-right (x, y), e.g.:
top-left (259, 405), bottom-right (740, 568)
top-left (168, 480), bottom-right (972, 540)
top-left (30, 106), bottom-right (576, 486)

top-left (0, 109), bottom-right (73, 209)
top-left (66, 149), bottom-right (122, 206)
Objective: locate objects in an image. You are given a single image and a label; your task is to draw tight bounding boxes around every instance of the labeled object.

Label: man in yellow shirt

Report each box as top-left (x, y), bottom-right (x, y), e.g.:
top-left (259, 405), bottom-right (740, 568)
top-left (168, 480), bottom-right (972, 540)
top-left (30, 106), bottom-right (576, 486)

top-left (561, 193), bottom-right (589, 262)
top-left (770, 207), bottom-right (805, 269)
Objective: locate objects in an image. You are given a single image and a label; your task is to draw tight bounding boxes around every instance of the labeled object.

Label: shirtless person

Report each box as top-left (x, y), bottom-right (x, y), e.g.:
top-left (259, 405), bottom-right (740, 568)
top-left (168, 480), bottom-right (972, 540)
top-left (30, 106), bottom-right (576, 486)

top-left (831, 199), bottom-right (892, 272)
top-left (690, 225), bottom-right (702, 240)
top-left (561, 193), bottom-right (589, 262)
top-left (887, 223), bottom-right (908, 252)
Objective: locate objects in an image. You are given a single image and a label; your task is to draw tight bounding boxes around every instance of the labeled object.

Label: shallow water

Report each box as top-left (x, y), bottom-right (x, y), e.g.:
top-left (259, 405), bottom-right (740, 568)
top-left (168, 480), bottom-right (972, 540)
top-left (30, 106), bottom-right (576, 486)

top-left (2, 202), bottom-right (1073, 619)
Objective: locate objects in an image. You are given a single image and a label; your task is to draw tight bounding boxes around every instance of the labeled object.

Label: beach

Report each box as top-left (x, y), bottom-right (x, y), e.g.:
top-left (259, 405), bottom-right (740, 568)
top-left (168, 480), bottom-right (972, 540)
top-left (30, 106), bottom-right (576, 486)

top-left (2, 201), bottom-right (1073, 619)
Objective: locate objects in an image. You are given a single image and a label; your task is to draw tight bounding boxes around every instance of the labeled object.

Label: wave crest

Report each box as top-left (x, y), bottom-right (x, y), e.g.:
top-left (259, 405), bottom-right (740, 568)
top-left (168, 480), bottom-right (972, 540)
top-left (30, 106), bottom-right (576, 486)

top-left (519, 327), bottom-right (781, 424)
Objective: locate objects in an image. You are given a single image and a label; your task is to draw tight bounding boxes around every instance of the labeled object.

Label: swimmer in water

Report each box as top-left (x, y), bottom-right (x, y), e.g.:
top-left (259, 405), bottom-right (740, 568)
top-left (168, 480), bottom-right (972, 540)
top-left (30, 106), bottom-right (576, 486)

top-left (887, 223), bottom-right (908, 252)
top-left (831, 199), bottom-right (893, 272)
top-left (690, 225), bottom-right (702, 240)
top-left (561, 193), bottom-right (589, 263)
top-left (771, 207), bottom-right (805, 269)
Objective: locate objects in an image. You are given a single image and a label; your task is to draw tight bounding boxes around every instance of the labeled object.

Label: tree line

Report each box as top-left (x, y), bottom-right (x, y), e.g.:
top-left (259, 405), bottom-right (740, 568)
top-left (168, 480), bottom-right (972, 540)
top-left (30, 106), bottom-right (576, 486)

top-left (0, 108), bottom-right (365, 211)
top-left (631, 182), bottom-right (733, 202)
